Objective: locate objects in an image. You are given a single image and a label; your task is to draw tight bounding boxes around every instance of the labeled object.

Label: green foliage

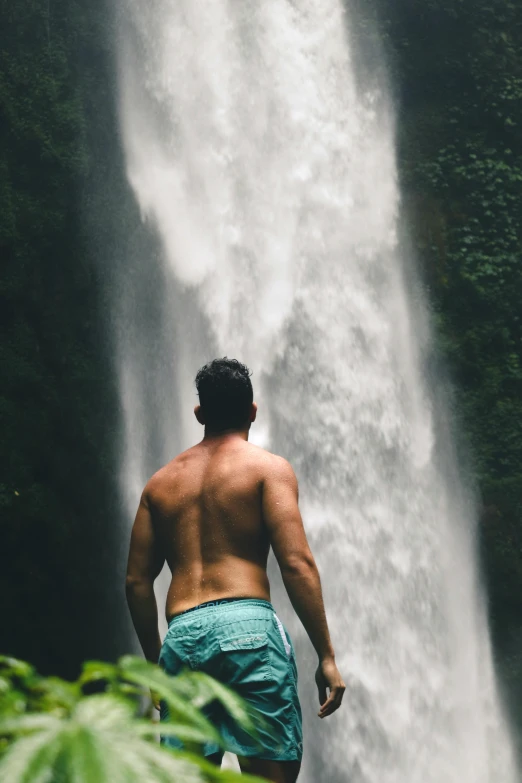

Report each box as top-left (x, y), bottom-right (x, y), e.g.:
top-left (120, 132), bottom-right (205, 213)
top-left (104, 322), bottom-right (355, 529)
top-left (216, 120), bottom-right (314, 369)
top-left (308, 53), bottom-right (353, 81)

top-left (0, 656), bottom-right (265, 782)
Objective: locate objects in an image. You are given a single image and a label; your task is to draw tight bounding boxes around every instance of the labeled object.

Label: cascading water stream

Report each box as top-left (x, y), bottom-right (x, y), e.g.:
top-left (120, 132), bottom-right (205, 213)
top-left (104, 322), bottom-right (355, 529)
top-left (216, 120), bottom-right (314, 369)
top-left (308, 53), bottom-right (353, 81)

top-left (114, 1), bottom-right (518, 780)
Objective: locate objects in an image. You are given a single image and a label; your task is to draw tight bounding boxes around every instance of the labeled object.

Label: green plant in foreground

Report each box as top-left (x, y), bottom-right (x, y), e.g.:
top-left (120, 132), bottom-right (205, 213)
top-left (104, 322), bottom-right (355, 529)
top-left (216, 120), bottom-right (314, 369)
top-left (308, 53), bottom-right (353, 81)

top-left (0, 655), bottom-right (266, 782)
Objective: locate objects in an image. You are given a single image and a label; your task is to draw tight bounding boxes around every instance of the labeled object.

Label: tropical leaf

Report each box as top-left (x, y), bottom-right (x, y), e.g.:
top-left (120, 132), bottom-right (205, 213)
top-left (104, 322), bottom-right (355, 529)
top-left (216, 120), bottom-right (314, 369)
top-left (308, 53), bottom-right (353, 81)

top-left (60, 726), bottom-right (113, 783)
top-left (118, 657), bottom-right (222, 743)
top-left (0, 658), bottom-right (270, 782)
top-left (0, 658), bottom-right (34, 681)
top-left (130, 741), bottom-right (206, 783)
top-left (135, 719), bottom-right (221, 747)
top-left (180, 672), bottom-right (262, 737)
top-left (0, 714), bottom-right (61, 736)
top-left (78, 661), bottom-right (119, 688)
top-left (72, 694), bottom-right (134, 730)
top-left (0, 676), bottom-right (11, 694)
top-left (65, 710), bottom-right (157, 783)
top-left (119, 657), bottom-right (261, 739)
top-left (0, 728), bottom-right (62, 783)
top-left (37, 678), bottom-right (79, 712)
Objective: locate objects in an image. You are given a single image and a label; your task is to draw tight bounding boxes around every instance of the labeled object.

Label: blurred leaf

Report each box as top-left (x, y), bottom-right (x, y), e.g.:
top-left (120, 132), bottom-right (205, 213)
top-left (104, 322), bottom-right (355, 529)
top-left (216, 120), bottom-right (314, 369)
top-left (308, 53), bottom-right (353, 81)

top-left (0, 659), bottom-right (264, 781)
top-left (0, 659), bottom-right (34, 681)
top-left (118, 657), bottom-right (222, 743)
top-left (78, 661), bottom-right (119, 687)
top-left (0, 715), bottom-right (60, 736)
top-left (180, 672), bottom-right (263, 738)
top-left (0, 728), bottom-right (61, 783)
top-left (135, 720), bottom-right (220, 747)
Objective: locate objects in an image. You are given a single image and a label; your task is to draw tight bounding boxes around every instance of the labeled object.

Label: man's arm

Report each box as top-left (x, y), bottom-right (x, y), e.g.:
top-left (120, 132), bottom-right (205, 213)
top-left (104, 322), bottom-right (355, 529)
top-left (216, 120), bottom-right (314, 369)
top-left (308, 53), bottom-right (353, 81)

top-left (125, 487), bottom-right (165, 663)
top-left (262, 457), bottom-right (345, 718)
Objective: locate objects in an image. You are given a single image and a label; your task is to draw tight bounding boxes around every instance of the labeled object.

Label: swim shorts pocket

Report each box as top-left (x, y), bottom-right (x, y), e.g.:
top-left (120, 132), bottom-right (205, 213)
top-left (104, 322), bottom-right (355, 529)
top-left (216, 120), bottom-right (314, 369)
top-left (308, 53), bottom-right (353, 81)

top-left (218, 632), bottom-right (272, 683)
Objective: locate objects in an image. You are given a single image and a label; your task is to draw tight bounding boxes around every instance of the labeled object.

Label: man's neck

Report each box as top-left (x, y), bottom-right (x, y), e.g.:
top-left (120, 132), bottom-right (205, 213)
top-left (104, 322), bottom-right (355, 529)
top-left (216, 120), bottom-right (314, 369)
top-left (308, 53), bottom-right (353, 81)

top-left (202, 427), bottom-right (249, 443)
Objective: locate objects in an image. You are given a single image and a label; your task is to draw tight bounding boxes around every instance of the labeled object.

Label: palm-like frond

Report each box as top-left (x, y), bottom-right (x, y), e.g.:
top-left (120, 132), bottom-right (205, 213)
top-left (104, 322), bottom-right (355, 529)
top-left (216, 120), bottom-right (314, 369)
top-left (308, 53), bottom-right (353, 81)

top-left (0, 664), bottom-right (268, 783)
top-left (0, 725), bottom-right (62, 783)
top-left (118, 657), bottom-right (262, 739)
top-left (0, 714), bottom-right (61, 735)
top-left (181, 671), bottom-right (264, 737)
top-left (118, 657), bottom-right (224, 743)
top-left (0, 658), bottom-right (34, 681)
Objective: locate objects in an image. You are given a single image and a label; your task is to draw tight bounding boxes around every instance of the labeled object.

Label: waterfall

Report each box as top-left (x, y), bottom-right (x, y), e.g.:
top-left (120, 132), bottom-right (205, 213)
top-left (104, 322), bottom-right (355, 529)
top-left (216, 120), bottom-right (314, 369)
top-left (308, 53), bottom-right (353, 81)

top-left (114, 1), bottom-right (518, 780)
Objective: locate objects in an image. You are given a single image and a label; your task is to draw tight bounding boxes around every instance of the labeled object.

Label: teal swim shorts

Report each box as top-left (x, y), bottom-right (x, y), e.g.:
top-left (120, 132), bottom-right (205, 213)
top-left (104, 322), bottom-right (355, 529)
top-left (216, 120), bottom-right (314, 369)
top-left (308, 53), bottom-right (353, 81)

top-left (159, 598), bottom-right (303, 762)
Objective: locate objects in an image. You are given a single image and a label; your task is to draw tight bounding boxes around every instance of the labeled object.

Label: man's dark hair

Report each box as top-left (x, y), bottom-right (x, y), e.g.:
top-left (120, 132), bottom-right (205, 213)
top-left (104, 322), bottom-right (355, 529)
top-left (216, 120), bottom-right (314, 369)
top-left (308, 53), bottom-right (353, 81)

top-left (195, 358), bottom-right (254, 431)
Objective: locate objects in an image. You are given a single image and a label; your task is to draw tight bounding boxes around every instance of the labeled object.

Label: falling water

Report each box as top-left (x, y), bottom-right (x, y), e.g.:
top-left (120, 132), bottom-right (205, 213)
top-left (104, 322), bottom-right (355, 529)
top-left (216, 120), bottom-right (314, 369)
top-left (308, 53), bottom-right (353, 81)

top-left (114, 1), bottom-right (518, 780)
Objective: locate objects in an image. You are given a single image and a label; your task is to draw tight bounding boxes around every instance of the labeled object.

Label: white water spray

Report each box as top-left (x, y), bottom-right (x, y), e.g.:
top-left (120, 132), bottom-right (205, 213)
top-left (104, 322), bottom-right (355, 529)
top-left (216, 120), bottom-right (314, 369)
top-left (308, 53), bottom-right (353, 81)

top-left (115, 1), bottom-right (517, 780)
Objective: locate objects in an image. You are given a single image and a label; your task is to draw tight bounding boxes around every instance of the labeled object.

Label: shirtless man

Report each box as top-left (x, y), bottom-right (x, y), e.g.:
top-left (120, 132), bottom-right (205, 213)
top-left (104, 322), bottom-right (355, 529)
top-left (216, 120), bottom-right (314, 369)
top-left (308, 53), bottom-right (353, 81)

top-left (126, 358), bottom-right (345, 782)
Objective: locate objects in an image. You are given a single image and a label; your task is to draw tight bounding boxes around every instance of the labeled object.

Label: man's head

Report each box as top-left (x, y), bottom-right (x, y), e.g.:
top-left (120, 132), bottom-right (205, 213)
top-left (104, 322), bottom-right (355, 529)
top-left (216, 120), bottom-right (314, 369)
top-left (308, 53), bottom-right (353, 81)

top-left (194, 358), bottom-right (256, 433)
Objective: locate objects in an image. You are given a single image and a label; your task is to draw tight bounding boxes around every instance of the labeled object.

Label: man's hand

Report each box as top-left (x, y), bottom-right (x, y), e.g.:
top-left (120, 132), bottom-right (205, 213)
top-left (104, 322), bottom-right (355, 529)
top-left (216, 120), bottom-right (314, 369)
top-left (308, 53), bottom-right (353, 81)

top-left (315, 658), bottom-right (345, 718)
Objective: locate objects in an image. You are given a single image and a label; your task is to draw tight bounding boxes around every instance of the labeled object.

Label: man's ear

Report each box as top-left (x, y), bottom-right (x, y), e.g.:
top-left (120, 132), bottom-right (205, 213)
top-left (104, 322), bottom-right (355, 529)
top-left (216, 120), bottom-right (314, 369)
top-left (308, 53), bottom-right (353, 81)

top-left (194, 405), bottom-right (205, 425)
top-left (250, 402), bottom-right (258, 423)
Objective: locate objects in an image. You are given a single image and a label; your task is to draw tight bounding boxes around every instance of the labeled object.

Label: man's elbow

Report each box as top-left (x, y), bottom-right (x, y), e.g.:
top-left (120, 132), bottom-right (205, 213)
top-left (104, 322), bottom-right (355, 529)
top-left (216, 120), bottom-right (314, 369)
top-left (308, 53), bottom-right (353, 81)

top-left (125, 573), bottom-right (153, 595)
top-left (280, 551), bottom-right (317, 578)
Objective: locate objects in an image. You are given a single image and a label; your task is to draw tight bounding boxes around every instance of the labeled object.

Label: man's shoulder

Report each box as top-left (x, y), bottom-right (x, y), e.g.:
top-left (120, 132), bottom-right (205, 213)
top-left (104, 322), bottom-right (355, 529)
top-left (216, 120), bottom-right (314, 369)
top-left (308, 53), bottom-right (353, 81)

top-left (242, 443), bottom-right (296, 481)
top-left (143, 450), bottom-right (193, 497)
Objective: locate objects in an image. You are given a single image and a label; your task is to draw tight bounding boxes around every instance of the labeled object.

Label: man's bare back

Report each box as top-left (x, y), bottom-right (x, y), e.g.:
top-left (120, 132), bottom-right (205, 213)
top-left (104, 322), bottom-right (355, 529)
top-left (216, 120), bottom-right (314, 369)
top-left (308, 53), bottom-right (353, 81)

top-left (149, 435), bottom-right (281, 617)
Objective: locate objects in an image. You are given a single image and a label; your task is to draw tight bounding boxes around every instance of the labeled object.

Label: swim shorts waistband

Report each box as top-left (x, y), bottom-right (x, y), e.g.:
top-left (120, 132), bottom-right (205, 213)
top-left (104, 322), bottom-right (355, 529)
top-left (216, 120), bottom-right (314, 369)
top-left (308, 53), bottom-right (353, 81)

top-left (168, 597), bottom-right (273, 623)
